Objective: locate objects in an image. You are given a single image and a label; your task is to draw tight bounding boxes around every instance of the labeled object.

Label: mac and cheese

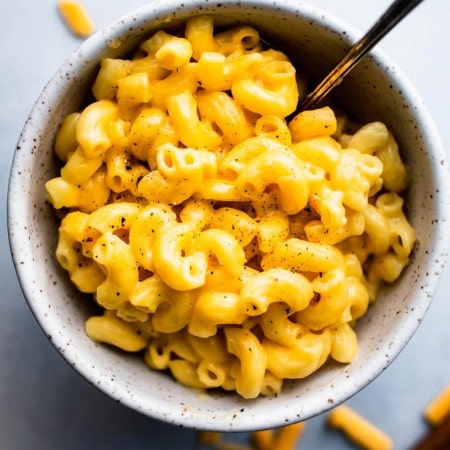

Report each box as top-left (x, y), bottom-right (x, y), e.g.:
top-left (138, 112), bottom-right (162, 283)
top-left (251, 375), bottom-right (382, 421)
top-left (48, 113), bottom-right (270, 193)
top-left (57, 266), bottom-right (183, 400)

top-left (45, 15), bottom-right (416, 399)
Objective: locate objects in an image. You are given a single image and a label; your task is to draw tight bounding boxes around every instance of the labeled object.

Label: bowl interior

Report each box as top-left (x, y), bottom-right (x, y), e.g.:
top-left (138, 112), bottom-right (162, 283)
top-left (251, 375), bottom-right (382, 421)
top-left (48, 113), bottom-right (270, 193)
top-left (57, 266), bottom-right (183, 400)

top-left (8, 0), bottom-right (449, 431)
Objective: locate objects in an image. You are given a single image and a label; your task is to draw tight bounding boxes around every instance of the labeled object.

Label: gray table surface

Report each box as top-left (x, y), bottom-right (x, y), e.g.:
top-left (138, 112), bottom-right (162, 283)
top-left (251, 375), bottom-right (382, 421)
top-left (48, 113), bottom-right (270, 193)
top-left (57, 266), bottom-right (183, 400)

top-left (1, 1), bottom-right (449, 449)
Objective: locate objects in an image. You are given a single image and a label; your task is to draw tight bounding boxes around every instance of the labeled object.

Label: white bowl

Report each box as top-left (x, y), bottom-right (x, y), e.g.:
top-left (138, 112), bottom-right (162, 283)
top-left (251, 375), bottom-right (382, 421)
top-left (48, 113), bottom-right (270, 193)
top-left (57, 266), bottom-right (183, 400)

top-left (8, 0), bottom-right (449, 431)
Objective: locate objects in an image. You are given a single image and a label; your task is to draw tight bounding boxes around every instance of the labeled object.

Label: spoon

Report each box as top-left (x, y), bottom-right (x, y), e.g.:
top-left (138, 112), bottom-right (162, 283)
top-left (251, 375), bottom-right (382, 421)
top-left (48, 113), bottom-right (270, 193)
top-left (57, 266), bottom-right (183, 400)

top-left (297, 0), bottom-right (425, 111)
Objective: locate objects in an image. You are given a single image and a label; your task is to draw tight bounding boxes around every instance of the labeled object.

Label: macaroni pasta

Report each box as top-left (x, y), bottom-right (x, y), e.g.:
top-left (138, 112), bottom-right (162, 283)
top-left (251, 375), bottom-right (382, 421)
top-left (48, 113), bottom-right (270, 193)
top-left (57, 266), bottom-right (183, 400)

top-left (45, 15), bottom-right (416, 399)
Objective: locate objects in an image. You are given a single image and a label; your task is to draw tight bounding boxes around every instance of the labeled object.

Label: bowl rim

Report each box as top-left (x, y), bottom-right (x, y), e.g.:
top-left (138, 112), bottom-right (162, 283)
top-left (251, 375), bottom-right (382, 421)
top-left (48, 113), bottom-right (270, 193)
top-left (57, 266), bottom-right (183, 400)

top-left (7, 0), bottom-right (450, 431)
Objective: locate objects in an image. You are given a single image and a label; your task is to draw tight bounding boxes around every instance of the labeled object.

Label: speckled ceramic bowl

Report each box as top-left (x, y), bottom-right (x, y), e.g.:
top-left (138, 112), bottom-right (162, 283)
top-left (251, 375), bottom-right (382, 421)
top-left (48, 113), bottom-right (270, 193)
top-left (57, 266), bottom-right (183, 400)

top-left (8, 0), bottom-right (449, 431)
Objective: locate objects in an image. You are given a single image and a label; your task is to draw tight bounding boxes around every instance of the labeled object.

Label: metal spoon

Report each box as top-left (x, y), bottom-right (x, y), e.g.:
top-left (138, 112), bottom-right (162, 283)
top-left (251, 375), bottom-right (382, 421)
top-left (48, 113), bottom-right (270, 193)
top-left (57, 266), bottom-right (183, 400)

top-left (297, 0), bottom-right (425, 111)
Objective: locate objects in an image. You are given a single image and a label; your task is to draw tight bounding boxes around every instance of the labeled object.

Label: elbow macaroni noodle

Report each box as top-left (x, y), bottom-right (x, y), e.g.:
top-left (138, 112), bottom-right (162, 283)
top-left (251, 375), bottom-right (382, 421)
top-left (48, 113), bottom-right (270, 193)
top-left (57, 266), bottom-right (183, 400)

top-left (45, 15), bottom-right (416, 399)
top-left (57, 0), bottom-right (95, 38)
top-left (328, 405), bottom-right (394, 450)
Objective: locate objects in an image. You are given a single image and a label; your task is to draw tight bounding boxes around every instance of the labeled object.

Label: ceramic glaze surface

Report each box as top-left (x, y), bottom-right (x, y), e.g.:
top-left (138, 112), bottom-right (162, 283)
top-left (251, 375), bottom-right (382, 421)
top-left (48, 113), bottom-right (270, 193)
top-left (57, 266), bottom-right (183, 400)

top-left (8, 0), bottom-right (449, 431)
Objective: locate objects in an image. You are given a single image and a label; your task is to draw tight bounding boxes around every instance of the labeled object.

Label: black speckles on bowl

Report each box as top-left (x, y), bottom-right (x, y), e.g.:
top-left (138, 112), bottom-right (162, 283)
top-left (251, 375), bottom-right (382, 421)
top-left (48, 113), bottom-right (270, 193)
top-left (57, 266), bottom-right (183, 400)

top-left (7, 0), bottom-right (450, 432)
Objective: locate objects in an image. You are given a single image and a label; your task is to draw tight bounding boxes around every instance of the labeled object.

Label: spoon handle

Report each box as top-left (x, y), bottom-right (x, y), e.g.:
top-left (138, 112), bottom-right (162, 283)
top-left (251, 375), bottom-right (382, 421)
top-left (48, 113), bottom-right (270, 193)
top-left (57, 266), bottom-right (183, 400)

top-left (297, 0), bottom-right (425, 111)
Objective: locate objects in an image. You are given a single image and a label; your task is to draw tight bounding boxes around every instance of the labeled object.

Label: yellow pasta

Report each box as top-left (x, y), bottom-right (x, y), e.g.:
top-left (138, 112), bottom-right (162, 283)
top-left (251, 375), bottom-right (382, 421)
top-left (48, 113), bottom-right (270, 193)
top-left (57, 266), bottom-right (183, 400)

top-left (197, 90), bottom-right (253, 146)
top-left (128, 107), bottom-right (176, 169)
top-left (167, 92), bottom-right (222, 149)
top-left (252, 422), bottom-right (306, 450)
top-left (76, 100), bottom-right (121, 158)
top-left (155, 36), bottom-right (193, 70)
top-left (329, 324), bottom-right (358, 363)
top-left (328, 405), bottom-right (394, 450)
top-left (289, 106), bottom-right (337, 141)
top-left (185, 15), bottom-right (217, 60)
top-left (57, 0), bottom-right (95, 38)
top-left (239, 268), bottom-right (313, 315)
top-left (196, 421), bottom-right (306, 450)
top-left (231, 60), bottom-right (298, 116)
top-left (346, 121), bottom-right (389, 154)
top-left (423, 384), bottom-right (450, 426)
top-left (264, 330), bottom-right (331, 379)
top-left (198, 431), bottom-right (222, 446)
top-left (60, 147), bottom-right (103, 185)
top-left (54, 112), bottom-right (80, 161)
top-left (45, 168), bottom-right (110, 212)
top-left (116, 72), bottom-right (152, 110)
top-left (85, 312), bottom-right (148, 352)
top-left (225, 327), bottom-right (267, 399)
top-left (271, 422), bottom-right (307, 450)
top-left (93, 232), bottom-right (139, 309)
top-left (46, 15), bottom-right (416, 399)
top-left (189, 291), bottom-right (245, 338)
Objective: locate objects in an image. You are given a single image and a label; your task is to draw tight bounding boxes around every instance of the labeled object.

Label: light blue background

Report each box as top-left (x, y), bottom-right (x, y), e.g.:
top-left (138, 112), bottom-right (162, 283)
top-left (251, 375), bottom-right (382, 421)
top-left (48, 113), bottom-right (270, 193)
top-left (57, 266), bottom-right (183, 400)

top-left (1, 1), bottom-right (449, 449)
